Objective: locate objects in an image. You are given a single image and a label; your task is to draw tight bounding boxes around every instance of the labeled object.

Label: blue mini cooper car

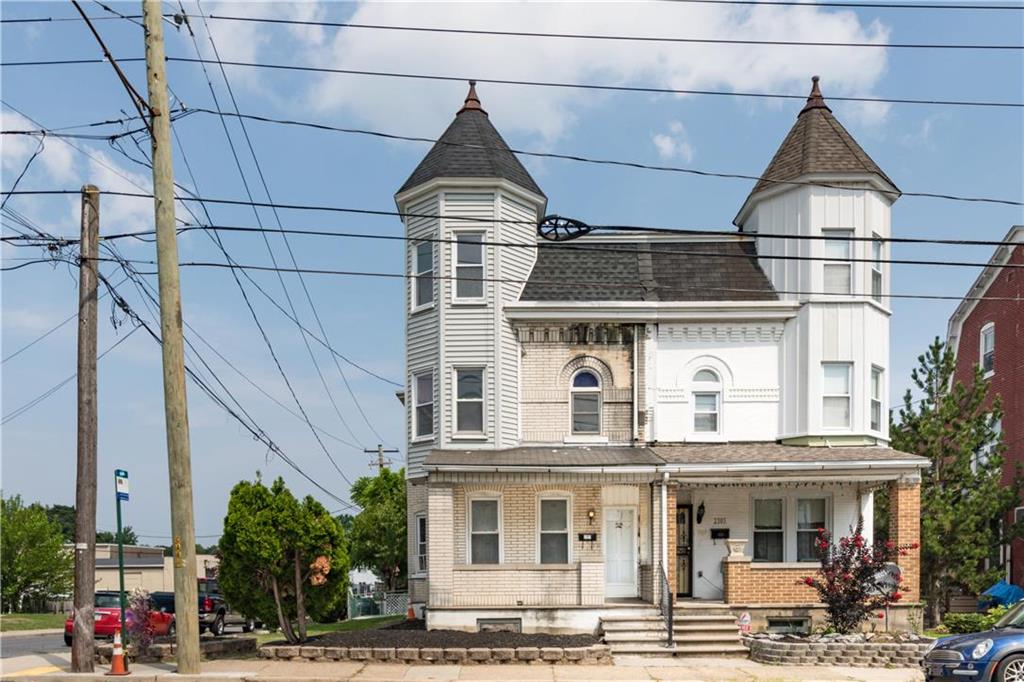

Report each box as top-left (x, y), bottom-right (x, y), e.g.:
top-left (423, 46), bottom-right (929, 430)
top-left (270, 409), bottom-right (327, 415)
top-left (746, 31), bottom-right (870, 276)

top-left (924, 601), bottom-right (1024, 682)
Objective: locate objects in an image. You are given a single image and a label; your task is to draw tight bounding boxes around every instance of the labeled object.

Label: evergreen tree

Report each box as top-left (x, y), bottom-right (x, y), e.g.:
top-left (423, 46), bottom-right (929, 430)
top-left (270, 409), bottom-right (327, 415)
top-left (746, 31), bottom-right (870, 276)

top-left (890, 338), bottom-right (1022, 624)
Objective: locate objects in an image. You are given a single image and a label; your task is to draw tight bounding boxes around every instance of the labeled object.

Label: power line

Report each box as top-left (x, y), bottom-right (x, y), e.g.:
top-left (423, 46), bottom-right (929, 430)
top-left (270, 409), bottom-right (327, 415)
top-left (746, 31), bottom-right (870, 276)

top-left (1, 137), bottom-right (45, 211)
top-left (6, 56), bottom-right (1021, 110)
top-left (205, 13), bottom-right (1024, 50)
top-left (664, 0), bottom-right (1024, 9)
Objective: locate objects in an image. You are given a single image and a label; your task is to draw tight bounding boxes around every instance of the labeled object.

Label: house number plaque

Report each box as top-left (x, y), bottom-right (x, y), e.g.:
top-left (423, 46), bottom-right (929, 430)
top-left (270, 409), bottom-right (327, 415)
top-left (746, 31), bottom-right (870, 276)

top-left (578, 532), bottom-right (598, 542)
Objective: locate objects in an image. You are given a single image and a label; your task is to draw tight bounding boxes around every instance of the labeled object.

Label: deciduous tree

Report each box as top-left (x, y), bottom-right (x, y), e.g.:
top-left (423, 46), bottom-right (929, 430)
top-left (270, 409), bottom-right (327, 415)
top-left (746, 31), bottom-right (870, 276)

top-left (348, 468), bottom-right (406, 591)
top-left (0, 494), bottom-right (74, 612)
top-left (890, 338), bottom-right (1022, 625)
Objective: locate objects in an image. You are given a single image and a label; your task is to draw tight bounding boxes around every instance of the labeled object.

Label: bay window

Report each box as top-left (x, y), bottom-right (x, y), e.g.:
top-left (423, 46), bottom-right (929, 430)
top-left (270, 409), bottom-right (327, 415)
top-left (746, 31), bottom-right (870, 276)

top-left (413, 241), bottom-right (434, 309)
top-left (823, 363), bottom-right (852, 428)
top-left (454, 233), bottom-right (484, 301)
top-left (413, 370), bottom-right (434, 438)
top-left (871, 235), bottom-right (883, 303)
top-left (823, 229), bottom-right (853, 295)
top-left (456, 367), bottom-right (484, 434)
top-left (870, 366), bottom-right (883, 432)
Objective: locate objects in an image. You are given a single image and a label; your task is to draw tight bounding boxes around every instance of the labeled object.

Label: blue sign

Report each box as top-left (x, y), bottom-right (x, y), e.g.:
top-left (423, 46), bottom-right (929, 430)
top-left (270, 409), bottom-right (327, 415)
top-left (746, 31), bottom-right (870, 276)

top-left (115, 470), bottom-right (129, 502)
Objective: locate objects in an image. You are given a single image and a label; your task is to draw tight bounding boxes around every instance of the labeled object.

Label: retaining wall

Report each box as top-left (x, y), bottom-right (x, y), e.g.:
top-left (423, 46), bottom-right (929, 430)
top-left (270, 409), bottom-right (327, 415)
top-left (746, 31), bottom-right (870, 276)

top-left (259, 643), bottom-right (612, 664)
top-left (747, 637), bottom-right (932, 667)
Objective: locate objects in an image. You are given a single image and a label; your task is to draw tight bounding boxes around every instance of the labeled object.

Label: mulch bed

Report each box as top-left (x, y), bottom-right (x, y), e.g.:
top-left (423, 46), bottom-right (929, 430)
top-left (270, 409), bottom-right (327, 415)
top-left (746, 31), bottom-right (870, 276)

top-left (311, 619), bottom-right (597, 648)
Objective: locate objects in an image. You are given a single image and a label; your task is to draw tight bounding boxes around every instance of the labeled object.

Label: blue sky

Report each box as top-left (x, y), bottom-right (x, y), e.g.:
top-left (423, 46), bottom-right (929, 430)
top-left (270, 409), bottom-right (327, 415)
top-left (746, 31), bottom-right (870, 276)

top-left (1, 1), bottom-right (1021, 541)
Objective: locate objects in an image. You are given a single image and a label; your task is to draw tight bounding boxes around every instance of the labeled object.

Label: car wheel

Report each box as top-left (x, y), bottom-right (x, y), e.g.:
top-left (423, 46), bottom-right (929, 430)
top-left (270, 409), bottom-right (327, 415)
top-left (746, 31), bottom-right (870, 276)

top-left (211, 614), bottom-right (225, 637)
top-left (64, 633), bottom-right (72, 647)
top-left (167, 620), bottom-right (176, 637)
top-left (242, 618), bottom-right (255, 633)
top-left (998, 654), bottom-right (1024, 682)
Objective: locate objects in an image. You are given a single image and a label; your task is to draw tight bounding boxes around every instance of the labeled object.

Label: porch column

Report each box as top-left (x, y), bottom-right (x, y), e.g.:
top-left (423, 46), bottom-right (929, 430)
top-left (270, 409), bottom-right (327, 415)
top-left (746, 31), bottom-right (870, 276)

top-left (888, 478), bottom-right (921, 600)
top-left (427, 484), bottom-right (454, 608)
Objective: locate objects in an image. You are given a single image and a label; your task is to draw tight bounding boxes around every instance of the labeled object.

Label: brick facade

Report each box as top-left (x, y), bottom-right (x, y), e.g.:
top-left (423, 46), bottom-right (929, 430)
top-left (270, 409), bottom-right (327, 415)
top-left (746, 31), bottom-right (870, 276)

top-left (406, 478), bottom-right (428, 604)
top-left (517, 324), bottom-right (636, 444)
top-left (888, 479), bottom-right (921, 600)
top-left (722, 559), bottom-right (817, 603)
top-left (666, 483), bottom-right (678, 600)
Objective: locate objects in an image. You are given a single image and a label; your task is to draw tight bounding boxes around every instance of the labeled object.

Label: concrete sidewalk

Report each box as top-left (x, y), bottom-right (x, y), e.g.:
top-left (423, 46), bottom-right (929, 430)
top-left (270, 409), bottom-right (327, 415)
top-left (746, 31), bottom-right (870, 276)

top-left (0, 657), bottom-right (925, 681)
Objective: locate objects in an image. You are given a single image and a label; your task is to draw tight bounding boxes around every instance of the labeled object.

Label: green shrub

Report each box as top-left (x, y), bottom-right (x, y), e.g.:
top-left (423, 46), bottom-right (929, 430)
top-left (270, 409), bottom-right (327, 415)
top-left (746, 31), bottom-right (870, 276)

top-left (942, 605), bottom-right (1010, 634)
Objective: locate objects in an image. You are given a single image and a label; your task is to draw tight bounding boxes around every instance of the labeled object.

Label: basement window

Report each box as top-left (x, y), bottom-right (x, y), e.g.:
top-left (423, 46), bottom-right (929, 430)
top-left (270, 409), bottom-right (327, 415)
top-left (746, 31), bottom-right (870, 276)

top-left (767, 617), bottom-right (810, 635)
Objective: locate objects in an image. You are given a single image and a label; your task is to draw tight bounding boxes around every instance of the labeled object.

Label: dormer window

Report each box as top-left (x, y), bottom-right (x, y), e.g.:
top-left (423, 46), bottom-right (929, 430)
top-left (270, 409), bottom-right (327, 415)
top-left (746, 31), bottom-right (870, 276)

top-left (823, 229), bottom-right (853, 295)
top-left (981, 323), bottom-right (995, 376)
top-left (692, 369), bottom-right (721, 434)
top-left (571, 370), bottom-right (601, 435)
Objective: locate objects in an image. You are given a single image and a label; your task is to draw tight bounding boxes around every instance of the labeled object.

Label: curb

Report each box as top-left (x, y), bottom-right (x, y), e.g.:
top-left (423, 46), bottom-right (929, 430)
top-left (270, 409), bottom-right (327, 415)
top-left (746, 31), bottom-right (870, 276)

top-left (0, 628), bottom-right (64, 637)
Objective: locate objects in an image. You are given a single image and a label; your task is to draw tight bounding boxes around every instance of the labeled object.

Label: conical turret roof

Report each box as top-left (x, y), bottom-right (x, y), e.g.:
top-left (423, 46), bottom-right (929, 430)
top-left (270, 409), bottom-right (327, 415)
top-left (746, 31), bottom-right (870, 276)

top-left (398, 82), bottom-right (544, 198)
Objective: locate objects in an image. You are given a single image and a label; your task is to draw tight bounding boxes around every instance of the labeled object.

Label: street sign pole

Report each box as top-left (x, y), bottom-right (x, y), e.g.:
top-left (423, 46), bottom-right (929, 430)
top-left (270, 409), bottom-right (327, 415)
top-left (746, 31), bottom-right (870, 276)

top-left (114, 469), bottom-right (130, 642)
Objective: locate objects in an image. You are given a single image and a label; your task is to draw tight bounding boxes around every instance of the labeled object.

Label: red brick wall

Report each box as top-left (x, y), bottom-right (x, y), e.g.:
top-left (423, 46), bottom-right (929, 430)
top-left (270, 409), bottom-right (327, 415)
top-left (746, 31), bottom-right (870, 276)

top-left (951, 242), bottom-right (1024, 584)
top-left (889, 480), bottom-right (921, 600)
top-left (722, 560), bottom-right (817, 603)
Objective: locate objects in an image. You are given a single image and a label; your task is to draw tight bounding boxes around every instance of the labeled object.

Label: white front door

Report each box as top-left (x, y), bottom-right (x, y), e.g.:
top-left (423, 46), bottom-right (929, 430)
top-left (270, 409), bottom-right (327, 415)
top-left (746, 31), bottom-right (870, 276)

top-left (604, 507), bottom-right (637, 598)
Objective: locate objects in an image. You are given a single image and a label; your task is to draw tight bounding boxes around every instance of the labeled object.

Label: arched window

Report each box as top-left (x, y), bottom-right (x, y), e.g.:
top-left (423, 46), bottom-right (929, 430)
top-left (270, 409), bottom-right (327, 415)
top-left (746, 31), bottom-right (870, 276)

top-left (692, 369), bottom-right (721, 434)
top-left (571, 370), bottom-right (601, 435)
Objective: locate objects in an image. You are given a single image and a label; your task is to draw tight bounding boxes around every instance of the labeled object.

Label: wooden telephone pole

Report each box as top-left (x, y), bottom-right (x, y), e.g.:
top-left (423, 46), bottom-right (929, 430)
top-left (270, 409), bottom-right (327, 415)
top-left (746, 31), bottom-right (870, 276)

top-left (365, 444), bottom-right (400, 474)
top-left (71, 186), bottom-right (99, 673)
top-left (142, 0), bottom-right (200, 672)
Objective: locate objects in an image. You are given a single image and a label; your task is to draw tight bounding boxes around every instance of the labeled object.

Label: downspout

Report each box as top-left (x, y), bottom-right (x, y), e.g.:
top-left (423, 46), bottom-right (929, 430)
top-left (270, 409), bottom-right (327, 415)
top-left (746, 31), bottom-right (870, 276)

top-left (632, 325), bottom-right (639, 443)
top-left (661, 472), bottom-right (669, 573)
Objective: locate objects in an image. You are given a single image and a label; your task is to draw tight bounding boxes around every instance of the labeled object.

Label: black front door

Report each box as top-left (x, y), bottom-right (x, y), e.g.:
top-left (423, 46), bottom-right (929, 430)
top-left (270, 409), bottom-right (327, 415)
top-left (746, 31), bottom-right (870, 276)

top-left (676, 504), bottom-right (693, 597)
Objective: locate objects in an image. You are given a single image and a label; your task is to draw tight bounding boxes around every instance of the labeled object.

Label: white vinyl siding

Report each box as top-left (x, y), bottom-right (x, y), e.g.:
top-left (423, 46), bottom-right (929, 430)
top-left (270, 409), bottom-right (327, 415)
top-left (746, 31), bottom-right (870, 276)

top-left (822, 229), bottom-right (853, 295)
top-left (469, 498), bottom-right (500, 564)
top-left (822, 362), bottom-right (852, 428)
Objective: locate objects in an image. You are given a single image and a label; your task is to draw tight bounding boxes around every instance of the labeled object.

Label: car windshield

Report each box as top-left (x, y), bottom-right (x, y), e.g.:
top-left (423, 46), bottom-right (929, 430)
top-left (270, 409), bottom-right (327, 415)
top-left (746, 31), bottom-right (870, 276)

top-left (994, 602), bottom-right (1024, 628)
top-left (95, 594), bottom-right (121, 608)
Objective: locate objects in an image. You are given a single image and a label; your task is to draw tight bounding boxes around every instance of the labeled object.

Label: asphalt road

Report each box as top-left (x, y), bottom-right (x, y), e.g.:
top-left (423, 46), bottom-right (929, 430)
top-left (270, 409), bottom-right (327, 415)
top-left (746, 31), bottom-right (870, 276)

top-left (0, 632), bottom-right (65, 659)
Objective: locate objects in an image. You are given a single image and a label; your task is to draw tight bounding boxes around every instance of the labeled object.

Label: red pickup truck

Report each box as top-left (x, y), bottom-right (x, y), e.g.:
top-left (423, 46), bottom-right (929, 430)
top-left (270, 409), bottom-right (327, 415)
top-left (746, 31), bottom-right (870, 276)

top-left (63, 591), bottom-right (175, 646)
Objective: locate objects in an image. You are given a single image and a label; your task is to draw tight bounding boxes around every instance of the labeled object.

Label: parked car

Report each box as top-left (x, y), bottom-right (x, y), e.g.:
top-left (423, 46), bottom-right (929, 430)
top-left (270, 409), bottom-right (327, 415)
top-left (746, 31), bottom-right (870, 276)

top-left (197, 578), bottom-right (258, 636)
top-left (63, 591), bottom-right (175, 646)
top-left (924, 600), bottom-right (1024, 682)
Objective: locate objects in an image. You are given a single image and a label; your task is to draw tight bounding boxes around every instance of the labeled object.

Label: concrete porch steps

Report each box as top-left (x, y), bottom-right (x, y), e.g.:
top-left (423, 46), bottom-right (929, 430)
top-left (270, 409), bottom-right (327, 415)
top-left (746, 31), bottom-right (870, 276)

top-left (599, 604), bottom-right (745, 659)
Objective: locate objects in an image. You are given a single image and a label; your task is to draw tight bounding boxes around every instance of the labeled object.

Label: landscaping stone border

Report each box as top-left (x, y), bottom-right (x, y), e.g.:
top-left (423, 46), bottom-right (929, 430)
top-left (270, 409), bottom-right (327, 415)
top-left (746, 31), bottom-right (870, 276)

top-left (258, 643), bottom-right (612, 664)
top-left (96, 636), bottom-right (257, 664)
top-left (746, 636), bottom-right (932, 668)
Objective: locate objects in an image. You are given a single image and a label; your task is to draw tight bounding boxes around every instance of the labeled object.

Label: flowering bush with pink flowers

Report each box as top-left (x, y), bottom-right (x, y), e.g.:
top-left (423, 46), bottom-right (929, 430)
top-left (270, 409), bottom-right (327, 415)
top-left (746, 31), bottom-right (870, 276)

top-left (800, 519), bottom-right (918, 634)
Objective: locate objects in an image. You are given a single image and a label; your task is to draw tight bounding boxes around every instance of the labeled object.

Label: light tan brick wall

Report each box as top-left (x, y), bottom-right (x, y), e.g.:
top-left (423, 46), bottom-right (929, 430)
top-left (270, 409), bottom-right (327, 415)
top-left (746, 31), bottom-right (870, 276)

top-left (427, 484), bottom-right (454, 606)
top-left (889, 479), bottom-right (921, 600)
top-left (516, 324), bottom-right (635, 444)
top-left (722, 559), bottom-right (818, 603)
top-left (666, 483), bottom-right (678, 601)
top-left (406, 478), bottom-right (428, 603)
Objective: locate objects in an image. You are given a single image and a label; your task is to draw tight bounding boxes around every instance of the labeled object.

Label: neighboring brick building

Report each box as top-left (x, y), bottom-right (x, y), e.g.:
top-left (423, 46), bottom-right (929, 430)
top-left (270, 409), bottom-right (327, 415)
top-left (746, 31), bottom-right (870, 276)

top-left (397, 79), bottom-right (927, 649)
top-left (947, 225), bottom-right (1024, 584)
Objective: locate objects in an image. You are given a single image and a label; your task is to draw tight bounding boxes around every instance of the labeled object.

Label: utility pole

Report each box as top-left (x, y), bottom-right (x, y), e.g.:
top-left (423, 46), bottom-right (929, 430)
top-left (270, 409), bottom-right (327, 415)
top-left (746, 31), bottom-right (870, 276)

top-left (142, 0), bottom-right (199, 673)
top-left (365, 444), bottom-right (399, 474)
top-left (71, 185), bottom-right (99, 673)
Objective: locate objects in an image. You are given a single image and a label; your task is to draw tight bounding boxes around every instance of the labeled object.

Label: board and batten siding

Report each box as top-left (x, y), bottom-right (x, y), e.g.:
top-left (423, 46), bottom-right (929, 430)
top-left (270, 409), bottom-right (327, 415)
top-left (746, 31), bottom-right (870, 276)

top-left (405, 194), bottom-right (441, 477)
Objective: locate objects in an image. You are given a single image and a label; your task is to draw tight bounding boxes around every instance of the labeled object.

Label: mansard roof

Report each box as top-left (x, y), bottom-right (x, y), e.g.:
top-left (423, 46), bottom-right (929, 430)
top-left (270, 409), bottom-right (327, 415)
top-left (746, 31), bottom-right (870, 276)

top-left (744, 76), bottom-right (898, 201)
top-left (397, 81), bottom-right (544, 198)
top-left (518, 239), bottom-right (778, 302)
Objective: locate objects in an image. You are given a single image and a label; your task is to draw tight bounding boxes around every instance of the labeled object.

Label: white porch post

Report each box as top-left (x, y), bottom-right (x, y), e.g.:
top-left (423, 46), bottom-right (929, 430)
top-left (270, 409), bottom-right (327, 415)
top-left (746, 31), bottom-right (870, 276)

top-left (661, 473), bottom-right (669, 573)
top-left (860, 489), bottom-right (875, 545)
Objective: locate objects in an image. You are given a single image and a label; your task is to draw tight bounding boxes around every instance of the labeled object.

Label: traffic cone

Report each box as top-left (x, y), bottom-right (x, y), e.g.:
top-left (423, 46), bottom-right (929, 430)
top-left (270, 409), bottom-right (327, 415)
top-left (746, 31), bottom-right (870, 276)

top-left (106, 627), bottom-right (129, 676)
top-left (406, 600), bottom-right (416, 621)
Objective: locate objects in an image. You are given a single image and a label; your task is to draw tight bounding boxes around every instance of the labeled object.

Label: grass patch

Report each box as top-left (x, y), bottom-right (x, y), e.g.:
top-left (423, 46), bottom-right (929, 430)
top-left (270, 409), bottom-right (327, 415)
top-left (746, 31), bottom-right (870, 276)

top-left (924, 629), bottom-right (947, 639)
top-left (256, 615), bottom-right (403, 645)
top-left (0, 613), bottom-right (67, 632)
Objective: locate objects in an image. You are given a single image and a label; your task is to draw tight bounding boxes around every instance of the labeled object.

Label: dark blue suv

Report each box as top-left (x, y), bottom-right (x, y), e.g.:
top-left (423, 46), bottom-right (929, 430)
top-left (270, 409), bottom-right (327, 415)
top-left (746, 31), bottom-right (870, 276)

top-left (924, 601), bottom-right (1024, 682)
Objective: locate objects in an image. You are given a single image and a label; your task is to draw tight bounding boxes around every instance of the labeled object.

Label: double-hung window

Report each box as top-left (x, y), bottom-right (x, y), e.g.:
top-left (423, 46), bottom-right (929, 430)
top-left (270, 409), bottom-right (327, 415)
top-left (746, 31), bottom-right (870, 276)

top-left (823, 229), bottom-right (853, 295)
top-left (415, 513), bottom-right (427, 573)
top-left (753, 499), bottom-right (784, 562)
top-left (822, 363), bottom-right (852, 428)
top-left (870, 367), bottom-right (883, 432)
top-left (692, 369), bottom-right (721, 434)
top-left (470, 498), bottom-right (500, 564)
top-left (796, 499), bottom-right (827, 562)
top-left (413, 241), bottom-right (434, 309)
top-left (454, 233), bottom-right (484, 301)
top-left (413, 371), bottom-right (434, 438)
top-left (570, 370), bottom-right (601, 434)
top-left (539, 498), bottom-right (570, 564)
top-left (981, 323), bottom-right (995, 375)
top-left (871, 235), bottom-right (883, 303)
top-left (456, 367), bottom-right (484, 434)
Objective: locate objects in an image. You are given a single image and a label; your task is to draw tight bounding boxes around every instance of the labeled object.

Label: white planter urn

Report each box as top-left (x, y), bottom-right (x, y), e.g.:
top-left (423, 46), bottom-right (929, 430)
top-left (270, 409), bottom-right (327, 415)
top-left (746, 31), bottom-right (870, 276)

top-left (726, 539), bottom-right (748, 558)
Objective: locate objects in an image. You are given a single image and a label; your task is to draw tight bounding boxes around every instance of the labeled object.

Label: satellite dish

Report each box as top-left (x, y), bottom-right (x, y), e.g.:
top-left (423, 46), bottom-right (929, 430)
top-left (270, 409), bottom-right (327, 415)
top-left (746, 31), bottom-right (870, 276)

top-left (537, 215), bottom-right (593, 242)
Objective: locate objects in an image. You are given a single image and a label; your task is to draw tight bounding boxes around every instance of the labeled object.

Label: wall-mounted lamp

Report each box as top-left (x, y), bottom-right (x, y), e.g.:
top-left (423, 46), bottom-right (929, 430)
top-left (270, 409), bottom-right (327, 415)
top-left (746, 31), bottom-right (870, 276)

top-left (696, 501), bottom-right (705, 525)
top-left (587, 509), bottom-right (596, 525)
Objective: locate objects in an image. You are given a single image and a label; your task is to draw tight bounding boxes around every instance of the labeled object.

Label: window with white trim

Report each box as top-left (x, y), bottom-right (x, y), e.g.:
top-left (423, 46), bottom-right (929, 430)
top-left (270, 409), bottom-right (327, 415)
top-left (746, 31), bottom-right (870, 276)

top-left (973, 418), bottom-right (1002, 473)
top-left (753, 499), bottom-right (784, 562)
top-left (692, 369), bottom-right (721, 434)
top-left (539, 497), bottom-right (570, 564)
top-left (413, 371), bottom-right (434, 438)
top-left (454, 233), bottom-right (484, 301)
top-left (469, 498), bottom-right (500, 564)
top-left (871, 235), bottom-right (883, 303)
top-left (570, 370), bottom-right (601, 434)
top-left (870, 366), bottom-right (883, 432)
top-left (413, 241), bottom-right (434, 309)
top-left (1015, 507), bottom-right (1024, 525)
top-left (456, 367), bottom-right (484, 433)
top-left (415, 513), bottom-right (427, 573)
top-left (796, 498), bottom-right (828, 562)
top-left (823, 229), bottom-right (853, 295)
top-left (981, 323), bottom-right (995, 375)
top-left (822, 363), bottom-right (852, 428)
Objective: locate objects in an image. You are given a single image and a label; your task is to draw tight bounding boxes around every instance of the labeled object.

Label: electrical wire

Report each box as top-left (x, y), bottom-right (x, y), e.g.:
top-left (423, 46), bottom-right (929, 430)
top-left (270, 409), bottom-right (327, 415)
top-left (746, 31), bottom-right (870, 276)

top-left (1, 136), bottom-right (45, 211)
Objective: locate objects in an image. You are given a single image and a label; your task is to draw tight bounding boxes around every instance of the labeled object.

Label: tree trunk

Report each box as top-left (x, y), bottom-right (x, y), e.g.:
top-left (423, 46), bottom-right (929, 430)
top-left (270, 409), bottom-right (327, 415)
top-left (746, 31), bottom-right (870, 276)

top-left (294, 552), bottom-right (307, 642)
top-left (270, 575), bottom-right (297, 643)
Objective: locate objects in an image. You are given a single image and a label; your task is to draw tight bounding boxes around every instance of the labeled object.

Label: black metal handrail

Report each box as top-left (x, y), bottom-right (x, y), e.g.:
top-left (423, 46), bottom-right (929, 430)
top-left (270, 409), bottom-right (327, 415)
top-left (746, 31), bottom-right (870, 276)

top-left (658, 562), bottom-right (674, 647)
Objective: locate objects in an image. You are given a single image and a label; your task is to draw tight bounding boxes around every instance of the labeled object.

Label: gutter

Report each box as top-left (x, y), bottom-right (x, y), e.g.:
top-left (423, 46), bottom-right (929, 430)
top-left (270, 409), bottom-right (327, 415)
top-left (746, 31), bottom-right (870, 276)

top-left (423, 459), bottom-right (928, 475)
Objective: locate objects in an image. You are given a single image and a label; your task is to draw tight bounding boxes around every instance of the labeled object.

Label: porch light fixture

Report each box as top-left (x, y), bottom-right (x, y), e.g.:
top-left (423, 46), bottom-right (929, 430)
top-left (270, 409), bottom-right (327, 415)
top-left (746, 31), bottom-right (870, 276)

top-left (696, 502), bottom-right (705, 525)
top-left (587, 509), bottom-right (596, 525)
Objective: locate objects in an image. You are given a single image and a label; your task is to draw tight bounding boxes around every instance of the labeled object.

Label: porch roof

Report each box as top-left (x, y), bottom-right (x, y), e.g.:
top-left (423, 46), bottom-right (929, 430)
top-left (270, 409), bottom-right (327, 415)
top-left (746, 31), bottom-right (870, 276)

top-left (424, 446), bottom-right (663, 470)
top-left (652, 443), bottom-right (928, 477)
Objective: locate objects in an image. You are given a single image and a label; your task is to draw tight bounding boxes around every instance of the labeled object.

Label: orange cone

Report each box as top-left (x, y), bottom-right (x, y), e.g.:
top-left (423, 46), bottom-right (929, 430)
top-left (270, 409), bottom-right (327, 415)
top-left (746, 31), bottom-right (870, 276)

top-left (106, 627), bottom-right (129, 676)
top-left (406, 600), bottom-right (416, 621)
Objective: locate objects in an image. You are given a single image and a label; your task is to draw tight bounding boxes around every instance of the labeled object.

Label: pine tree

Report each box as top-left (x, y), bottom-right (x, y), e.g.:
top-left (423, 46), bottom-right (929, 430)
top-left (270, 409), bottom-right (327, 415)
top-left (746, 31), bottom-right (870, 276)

top-left (890, 338), bottom-right (1021, 625)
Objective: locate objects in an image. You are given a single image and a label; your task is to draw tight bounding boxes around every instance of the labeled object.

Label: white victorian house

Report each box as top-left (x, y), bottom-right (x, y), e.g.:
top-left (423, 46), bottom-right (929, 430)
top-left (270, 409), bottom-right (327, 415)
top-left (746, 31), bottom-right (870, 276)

top-left (395, 78), bottom-right (926, 653)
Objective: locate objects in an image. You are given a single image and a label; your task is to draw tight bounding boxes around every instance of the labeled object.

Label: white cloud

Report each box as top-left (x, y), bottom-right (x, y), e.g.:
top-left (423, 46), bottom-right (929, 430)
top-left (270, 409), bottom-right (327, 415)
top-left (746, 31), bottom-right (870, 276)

top-left (1, 112), bottom-right (77, 183)
top-left (652, 121), bottom-right (695, 162)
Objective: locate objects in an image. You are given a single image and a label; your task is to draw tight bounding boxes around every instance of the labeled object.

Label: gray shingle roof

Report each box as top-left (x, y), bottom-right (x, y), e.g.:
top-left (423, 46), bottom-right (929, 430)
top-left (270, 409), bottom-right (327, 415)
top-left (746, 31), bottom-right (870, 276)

top-left (397, 85), bottom-right (544, 197)
top-left (518, 240), bottom-right (778, 302)
top-left (425, 446), bottom-right (662, 468)
top-left (746, 77), bottom-right (898, 200)
top-left (652, 443), bottom-right (927, 465)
